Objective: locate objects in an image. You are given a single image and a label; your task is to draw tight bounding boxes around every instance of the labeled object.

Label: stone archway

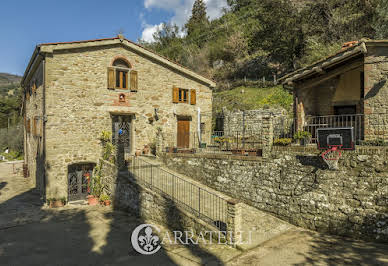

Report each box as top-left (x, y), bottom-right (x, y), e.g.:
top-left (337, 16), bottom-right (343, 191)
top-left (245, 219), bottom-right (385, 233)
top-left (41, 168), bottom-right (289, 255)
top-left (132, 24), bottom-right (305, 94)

top-left (67, 162), bottom-right (95, 201)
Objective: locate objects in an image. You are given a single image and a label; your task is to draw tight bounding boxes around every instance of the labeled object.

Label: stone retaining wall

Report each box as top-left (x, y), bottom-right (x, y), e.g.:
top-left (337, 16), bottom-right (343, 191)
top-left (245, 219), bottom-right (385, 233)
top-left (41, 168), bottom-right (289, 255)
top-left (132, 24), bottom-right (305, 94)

top-left (221, 108), bottom-right (286, 135)
top-left (99, 159), bottom-right (233, 241)
top-left (161, 148), bottom-right (388, 243)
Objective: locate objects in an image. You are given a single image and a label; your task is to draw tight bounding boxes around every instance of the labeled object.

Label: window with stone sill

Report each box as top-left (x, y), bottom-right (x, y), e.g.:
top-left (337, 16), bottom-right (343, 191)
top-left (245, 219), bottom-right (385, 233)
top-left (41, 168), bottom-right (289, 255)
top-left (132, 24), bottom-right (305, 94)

top-left (108, 58), bottom-right (138, 91)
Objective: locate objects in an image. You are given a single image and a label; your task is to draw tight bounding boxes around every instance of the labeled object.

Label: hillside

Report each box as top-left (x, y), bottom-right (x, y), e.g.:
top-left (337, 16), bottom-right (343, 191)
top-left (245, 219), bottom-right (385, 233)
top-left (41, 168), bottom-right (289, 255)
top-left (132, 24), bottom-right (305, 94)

top-left (142, 0), bottom-right (382, 113)
top-left (213, 85), bottom-right (293, 114)
top-left (0, 73), bottom-right (22, 98)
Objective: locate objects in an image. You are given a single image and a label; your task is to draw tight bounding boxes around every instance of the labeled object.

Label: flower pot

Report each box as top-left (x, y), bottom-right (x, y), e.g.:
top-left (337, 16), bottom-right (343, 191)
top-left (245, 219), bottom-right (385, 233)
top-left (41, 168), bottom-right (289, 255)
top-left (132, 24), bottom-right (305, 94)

top-left (49, 200), bottom-right (64, 208)
top-left (143, 146), bottom-right (149, 154)
top-left (103, 200), bottom-right (111, 206)
top-left (135, 150), bottom-right (141, 156)
top-left (87, 195), bottom-right (99, 206)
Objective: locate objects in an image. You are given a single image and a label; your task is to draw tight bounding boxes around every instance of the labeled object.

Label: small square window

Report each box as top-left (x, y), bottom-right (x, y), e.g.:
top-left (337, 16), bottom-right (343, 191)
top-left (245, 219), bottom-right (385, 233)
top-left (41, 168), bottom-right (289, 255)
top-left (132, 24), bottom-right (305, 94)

top-left (116, 70), bottom-right (128, 89)
top-left (178, 88), bottom-right (188, 103)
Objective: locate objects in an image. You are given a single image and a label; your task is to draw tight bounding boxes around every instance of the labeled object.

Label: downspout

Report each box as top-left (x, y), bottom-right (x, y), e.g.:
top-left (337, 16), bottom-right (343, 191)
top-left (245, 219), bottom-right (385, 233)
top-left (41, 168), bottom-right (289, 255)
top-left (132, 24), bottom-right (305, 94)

top-left (197, 107), bottom-right (201, 147)
top-left (42, 56), bottom-right (47, 200)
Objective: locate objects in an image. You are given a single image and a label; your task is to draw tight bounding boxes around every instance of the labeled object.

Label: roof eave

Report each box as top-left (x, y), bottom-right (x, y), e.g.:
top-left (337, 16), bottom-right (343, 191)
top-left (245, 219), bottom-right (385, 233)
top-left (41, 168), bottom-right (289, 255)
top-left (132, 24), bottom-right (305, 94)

top-left (39, 38), bottom-right (216, 88)
top-left (279, 42), bottom-right (367, 86)
top-left (21, 46), bottom-right (40, 87)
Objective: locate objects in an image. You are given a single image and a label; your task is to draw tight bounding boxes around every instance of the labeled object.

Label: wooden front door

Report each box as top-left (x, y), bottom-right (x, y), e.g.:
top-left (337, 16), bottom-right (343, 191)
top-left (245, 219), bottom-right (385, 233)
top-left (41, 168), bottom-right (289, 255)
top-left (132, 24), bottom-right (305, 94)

top-left (177, 118), bottom-right (190, 148)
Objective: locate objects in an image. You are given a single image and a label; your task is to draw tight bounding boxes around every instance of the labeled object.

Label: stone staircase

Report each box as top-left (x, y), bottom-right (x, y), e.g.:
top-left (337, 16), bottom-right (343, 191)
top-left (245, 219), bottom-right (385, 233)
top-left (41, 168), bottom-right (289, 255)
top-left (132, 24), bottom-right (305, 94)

top-left (130, 155), bottom-right (296, 250)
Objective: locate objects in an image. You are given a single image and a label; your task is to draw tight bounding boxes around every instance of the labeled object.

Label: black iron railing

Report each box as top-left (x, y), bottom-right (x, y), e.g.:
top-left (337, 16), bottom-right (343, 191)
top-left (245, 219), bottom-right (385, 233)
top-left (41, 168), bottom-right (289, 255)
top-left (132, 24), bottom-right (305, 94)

top-left (128, 156), bottom-right (228, 230)
top-left (305, 114), bottom-right (364, 143)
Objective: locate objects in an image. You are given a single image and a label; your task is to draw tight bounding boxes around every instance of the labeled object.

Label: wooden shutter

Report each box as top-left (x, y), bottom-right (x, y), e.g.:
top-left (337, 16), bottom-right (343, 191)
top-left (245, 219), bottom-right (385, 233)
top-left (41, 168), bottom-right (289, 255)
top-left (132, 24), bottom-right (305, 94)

top-left (130, 70), bottom-right (138, 91)
top-left (107, 67), bottom-right (116, 89)
top-left (172, 86), bottom-right (179, 103)
top-left (26, 118), bottom-right (31, 133)
top-left (190, 89), bottom-right (196, 105)
top-left (33, 117), bottom-right (37, 136)
top-left (40, 118), bottom-right (43, 137)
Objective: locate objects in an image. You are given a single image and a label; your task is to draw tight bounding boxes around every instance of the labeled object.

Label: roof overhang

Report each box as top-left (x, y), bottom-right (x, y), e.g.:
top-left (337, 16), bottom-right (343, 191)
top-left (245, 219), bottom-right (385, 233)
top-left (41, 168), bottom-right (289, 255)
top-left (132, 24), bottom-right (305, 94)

top-left (22, 37), bottom-right (216, 88)
top-left (279, 42), bottom-right (368, 88)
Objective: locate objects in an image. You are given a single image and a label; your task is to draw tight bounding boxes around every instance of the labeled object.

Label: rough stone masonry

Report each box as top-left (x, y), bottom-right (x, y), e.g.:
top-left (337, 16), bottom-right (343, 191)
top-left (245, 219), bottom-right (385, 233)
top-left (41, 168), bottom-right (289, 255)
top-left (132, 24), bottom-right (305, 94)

top-left (161, 147), bottom-right (388, 243)
top-left (21, 36), bottom-right (214, 199)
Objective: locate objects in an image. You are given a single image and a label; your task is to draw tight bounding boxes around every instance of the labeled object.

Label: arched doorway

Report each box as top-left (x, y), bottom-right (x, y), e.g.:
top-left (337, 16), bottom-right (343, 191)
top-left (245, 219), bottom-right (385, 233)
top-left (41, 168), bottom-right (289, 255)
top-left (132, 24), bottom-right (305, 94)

top-left (67, 163), bottom-right (95, 201)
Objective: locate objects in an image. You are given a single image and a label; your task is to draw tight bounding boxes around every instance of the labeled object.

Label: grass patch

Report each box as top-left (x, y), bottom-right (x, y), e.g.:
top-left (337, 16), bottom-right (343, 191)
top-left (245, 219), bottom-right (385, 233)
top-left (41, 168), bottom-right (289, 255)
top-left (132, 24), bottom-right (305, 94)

top-left (213, 85), bottom-right (293, 114)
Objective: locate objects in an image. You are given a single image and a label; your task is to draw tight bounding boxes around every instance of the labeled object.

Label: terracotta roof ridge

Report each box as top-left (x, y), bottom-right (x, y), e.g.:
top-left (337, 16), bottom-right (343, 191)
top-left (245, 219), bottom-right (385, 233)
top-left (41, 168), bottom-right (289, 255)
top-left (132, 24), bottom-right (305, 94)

top-left (38, 36), bottom-right (215, 85)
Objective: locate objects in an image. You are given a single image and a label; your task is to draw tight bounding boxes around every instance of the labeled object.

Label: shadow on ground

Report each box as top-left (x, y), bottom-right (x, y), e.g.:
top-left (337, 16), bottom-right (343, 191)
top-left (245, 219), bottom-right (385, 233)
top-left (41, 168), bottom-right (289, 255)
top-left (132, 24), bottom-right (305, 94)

top-left (0, 164), bottom-right (179, 265)
top-left (295, 230), bottom-right (388, 265)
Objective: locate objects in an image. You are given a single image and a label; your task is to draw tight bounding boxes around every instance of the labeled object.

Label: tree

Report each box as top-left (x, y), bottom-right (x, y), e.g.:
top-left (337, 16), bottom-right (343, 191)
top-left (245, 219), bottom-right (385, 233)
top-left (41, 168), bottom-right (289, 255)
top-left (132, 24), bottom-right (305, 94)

top-left (374, 0), bottom-right (388, 38)
top-left (185, 0), bottom-right (209, 36)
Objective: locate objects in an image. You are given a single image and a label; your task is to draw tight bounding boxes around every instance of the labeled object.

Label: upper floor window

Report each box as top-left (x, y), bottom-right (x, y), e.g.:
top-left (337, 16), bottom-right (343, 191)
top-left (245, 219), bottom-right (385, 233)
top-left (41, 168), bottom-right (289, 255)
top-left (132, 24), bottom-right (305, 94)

top-left (179, 88), bottom-right (189, 103)
top-left (113, 59), bottom-right (129, 90)
top-left (108, 57), bottom-right (138, 91)
top-left (172, 86), bottom-right (196, 105)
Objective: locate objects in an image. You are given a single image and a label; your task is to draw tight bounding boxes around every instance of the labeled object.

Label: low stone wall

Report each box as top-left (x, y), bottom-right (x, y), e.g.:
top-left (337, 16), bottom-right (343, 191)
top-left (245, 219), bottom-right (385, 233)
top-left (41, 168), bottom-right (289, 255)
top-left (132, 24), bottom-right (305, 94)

top-left (221, 108), bottom-right (286, 135)
top-left (160, 148), bottom-right (388, 243)
top-left (99, 160), bottom-right (227, 239)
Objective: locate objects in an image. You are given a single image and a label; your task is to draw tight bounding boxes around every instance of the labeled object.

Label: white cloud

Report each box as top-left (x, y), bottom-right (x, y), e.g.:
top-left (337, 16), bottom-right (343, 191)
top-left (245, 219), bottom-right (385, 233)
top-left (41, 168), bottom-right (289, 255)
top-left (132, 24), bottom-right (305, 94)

top-left (141, 0), bottom-right (228, 42)
top-left (141, 23), bottom-right (163, 42)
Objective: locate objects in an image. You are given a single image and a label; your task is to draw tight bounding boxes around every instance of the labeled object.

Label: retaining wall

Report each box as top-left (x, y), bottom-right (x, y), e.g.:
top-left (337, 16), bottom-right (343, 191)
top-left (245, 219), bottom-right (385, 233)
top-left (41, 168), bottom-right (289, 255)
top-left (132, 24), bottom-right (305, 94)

top-left (99, 159), bottom-right (234, 240)
top-left (161, 147), bottom-right (388, 242)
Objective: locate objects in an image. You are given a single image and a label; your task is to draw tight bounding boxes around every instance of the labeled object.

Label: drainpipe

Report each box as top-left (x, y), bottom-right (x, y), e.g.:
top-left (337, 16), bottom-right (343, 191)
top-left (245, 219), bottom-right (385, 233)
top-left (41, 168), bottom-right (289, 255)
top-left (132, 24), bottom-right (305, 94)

top-left (197, 107), bottom-right (201, 146)
top-left (42, 56), bottom-right (47, 200)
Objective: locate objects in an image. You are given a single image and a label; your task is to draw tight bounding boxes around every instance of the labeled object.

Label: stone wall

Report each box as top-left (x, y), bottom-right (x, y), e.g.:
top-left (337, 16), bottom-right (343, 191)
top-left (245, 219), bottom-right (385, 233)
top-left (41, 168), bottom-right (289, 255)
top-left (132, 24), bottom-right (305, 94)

top-left (24, 60), bottom-right (45, 195)
top-left (99, 160), bottom-right (224, 238)
top-left (29, 42), bottom-right (212, 199)
top-left (364, 45), bottom-right (388, 141)
top-left (160, 148), bottom-right (388, 242)
top-left (221, 107), bottom-right (286, 136)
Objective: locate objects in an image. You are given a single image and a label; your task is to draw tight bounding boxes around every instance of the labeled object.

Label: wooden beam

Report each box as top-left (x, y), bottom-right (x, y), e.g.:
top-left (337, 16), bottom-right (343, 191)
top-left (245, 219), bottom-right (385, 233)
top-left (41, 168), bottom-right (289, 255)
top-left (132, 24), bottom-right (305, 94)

top-left (298, 60), bottom-right (364, 90)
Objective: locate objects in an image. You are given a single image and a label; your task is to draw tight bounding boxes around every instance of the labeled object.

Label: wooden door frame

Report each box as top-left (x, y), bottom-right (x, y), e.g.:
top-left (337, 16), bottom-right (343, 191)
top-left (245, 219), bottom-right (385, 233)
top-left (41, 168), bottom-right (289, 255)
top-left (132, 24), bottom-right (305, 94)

top-left (177, 116), bottom-right (191, 148)
top-left (110, 112), bottom-right (135, 155)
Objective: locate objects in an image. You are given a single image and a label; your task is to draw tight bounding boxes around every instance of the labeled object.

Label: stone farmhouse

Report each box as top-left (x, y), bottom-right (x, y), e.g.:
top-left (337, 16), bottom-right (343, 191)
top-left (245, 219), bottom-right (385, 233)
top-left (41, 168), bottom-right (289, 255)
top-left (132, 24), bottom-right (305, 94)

top-left (280, 40), bottom-right (388, 143)
top-left (21, 35), bottom-right (215, 200)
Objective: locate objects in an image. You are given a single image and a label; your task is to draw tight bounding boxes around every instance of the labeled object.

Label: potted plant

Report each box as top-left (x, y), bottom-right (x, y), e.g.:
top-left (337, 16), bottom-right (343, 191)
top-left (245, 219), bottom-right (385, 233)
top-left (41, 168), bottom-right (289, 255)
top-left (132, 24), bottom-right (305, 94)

top-left (87, 195), bottom-right (99, 206)
top-left (293, 131), bottom-right (312, 146)
top-left (143, 145), bottom-right (149, 154)
top-left (100, 194), bottom-right (111, 206)
top-left (47, 197), bottom-right (66, 208)
top-left (88, 166), bottom-right (104, 206)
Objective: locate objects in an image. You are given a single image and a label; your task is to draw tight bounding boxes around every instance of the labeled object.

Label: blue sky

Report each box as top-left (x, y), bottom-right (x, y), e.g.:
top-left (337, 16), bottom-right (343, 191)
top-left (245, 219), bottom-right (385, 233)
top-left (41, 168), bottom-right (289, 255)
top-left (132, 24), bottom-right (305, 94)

top-left (0, 0), bottom-right (227, 76)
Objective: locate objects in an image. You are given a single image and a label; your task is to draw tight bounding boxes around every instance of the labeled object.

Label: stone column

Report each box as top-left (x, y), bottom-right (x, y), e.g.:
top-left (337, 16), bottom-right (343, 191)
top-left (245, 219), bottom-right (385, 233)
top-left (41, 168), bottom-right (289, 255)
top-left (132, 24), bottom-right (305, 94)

top-left (226, 199), bottom-right (239, 246)
top-left (262, 116), bottom-right (273, 158)
top-left (155, 130), bottom-right (163, 156)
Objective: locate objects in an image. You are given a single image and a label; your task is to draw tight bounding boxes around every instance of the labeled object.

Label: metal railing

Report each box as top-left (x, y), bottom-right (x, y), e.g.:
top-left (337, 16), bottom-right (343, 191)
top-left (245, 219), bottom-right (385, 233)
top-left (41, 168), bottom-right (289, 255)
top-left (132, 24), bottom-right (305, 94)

top-left (305, 114), bottom-right (364, 143)
top-left (272, 113), bottom-right (388, 146)
top-left (210, 130), bottom-right (265, 151)
top-left (128, 156), bottom-right (228, 230)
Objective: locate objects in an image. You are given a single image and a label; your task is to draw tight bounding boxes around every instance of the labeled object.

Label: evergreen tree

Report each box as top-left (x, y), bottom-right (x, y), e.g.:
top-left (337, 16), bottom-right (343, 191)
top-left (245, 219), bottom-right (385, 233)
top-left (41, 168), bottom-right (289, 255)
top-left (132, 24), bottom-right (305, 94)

top-left (374, 0), bottom-right (388, 39)
top-left (185, 0), bottom-right (209, 36)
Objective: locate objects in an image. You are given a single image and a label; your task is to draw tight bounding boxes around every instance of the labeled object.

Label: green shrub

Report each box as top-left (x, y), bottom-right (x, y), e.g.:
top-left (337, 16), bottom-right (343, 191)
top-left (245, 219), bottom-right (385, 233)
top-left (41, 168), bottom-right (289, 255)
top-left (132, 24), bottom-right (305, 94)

top-left (273, 138), bottom-right (292, 146)
top-left (99, 194), bottom-right (110, 201)
top-left (293, 131), bottom-right (312, 140)
top-left (100, 130), bottom-right (112, 142)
